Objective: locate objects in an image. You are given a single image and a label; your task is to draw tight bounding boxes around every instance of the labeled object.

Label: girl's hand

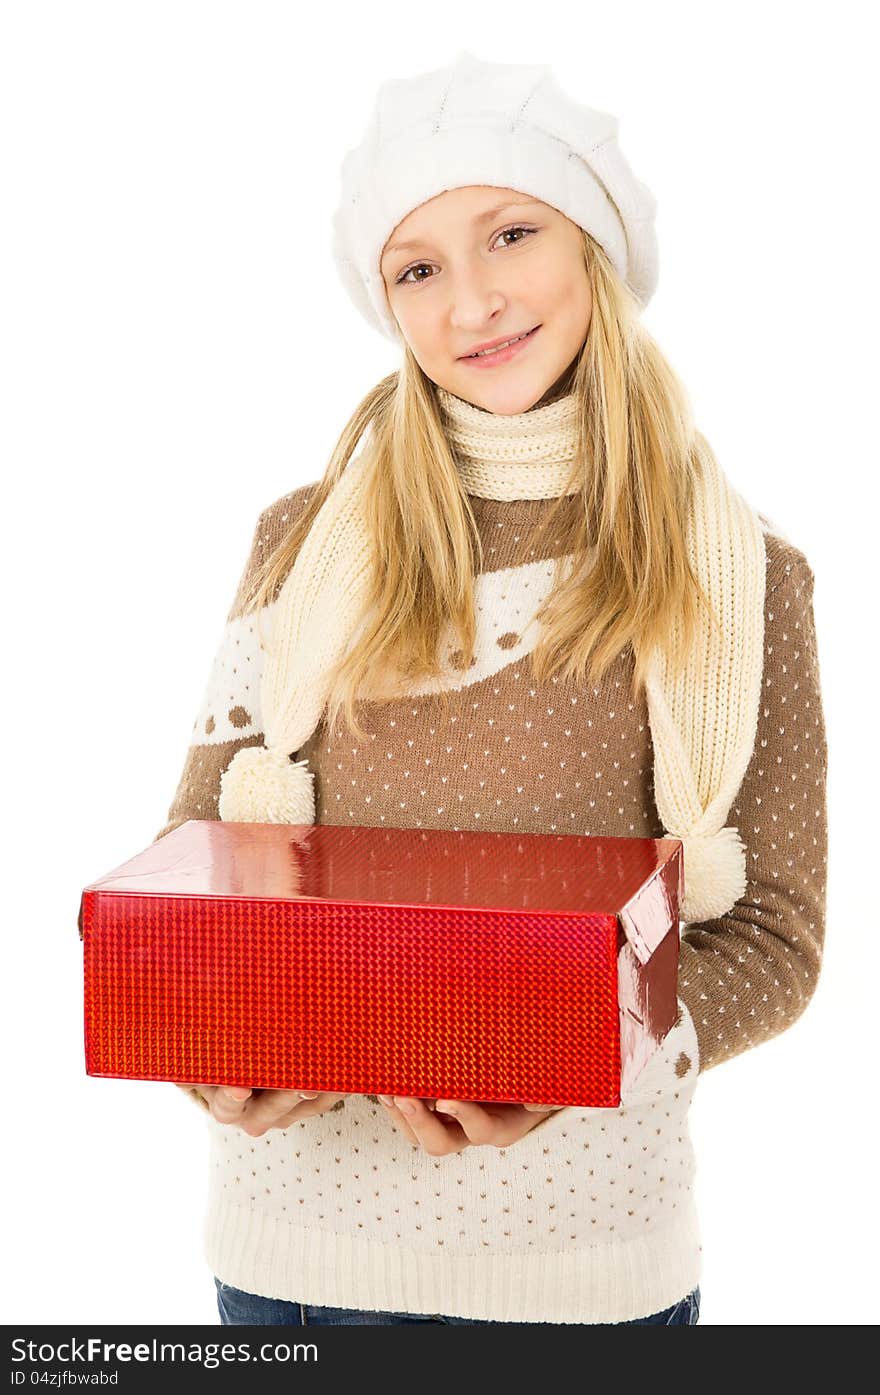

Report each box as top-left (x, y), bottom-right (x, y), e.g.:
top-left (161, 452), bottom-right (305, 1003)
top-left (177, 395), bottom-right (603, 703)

top-left (174, 1083), bottom-right (347, 1135)
top-left (376, 1095), bottom-right (564, 1155)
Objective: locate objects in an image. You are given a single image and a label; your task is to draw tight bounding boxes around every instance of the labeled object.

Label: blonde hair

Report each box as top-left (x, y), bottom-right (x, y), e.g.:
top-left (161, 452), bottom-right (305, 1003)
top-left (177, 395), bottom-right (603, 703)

top-left (244, 230), bottom-right (718, 745)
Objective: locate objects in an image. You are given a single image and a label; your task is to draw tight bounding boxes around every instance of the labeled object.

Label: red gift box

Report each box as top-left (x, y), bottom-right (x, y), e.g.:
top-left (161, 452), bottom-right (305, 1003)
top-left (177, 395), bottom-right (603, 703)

top-left (78, 821), bottom-right (683, 1109)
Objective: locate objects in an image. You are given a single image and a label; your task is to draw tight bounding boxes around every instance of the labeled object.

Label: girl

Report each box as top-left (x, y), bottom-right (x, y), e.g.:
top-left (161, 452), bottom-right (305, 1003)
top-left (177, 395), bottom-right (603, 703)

top-left (160, 51), bottom-right (827, 1326)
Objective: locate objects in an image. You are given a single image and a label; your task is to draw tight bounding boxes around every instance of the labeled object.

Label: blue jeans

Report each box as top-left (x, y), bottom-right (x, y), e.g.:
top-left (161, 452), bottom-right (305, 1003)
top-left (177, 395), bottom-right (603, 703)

top-left (214, 1277), bottom-right (701, 1325)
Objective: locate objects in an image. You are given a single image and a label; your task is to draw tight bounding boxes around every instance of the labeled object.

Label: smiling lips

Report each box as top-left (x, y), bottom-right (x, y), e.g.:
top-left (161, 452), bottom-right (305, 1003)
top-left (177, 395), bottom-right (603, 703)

top-left (460, 325), bottom-right (541, 366)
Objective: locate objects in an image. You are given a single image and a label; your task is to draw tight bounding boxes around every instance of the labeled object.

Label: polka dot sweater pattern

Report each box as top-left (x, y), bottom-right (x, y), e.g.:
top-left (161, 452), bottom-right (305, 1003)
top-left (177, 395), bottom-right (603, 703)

top-left (154, 482), bottom-right (828, 1323)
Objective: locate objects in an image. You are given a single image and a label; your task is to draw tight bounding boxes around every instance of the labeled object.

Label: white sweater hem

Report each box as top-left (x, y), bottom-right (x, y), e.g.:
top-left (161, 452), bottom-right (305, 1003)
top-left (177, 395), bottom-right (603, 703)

top-left (202, 1198), bottom-right (703, 1325)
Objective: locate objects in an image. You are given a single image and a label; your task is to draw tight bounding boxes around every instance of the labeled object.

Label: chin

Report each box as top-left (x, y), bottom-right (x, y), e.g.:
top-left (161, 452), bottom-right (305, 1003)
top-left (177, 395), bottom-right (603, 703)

top-left (463, 379), bottom-right (551, 415)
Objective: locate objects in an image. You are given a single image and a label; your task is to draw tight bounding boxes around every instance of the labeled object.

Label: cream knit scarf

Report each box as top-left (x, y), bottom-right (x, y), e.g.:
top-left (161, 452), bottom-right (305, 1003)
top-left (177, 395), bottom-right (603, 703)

top-left (218, 385), bottom-right (767, 924)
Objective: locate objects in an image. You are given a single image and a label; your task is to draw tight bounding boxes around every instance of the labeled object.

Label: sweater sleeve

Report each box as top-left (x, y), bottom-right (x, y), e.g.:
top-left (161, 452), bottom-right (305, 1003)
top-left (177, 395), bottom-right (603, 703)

top-left (151, 510), bottom-right (269, 846)
top-left (676, 547), bottom-right (828, 1074)
top-left (152, 485), bottom-right (317, 1114)
top-left (151, 485), bottom-right (317, 845)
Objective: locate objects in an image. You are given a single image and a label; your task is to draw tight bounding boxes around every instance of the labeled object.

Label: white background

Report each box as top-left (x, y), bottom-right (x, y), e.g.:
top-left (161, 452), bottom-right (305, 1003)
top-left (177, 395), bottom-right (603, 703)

top-left (3, 0), bottom-right (876, 1326)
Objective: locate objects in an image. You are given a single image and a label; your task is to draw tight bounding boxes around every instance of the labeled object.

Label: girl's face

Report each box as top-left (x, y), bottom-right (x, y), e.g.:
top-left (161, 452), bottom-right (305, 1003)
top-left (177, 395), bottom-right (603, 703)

top-left (380, 185), bottom-right (591, 414)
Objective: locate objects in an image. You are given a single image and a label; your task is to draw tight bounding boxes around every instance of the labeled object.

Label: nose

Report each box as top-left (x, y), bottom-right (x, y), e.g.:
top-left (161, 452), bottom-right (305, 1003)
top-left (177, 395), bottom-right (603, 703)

top-left (447, 265), bottom-right (507, 334)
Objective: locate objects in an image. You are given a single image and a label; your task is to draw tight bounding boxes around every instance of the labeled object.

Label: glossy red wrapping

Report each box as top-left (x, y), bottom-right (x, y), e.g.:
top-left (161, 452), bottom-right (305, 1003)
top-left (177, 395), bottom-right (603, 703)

top-left (78, 821), bottom-right (684, 1108)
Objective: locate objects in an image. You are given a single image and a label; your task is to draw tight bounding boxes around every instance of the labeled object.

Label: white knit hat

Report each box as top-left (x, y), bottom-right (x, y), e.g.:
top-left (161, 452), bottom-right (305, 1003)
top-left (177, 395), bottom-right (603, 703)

top-left (331, 49), bottom-right (660, 343)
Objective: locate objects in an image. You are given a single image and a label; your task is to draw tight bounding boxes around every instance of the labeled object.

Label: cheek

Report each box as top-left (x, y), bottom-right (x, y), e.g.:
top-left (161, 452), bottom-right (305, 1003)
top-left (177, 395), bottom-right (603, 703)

top-left (395, 302), bottom-right (446, 358)
top-left (545, 271), bottom-right (587, 313)
top-left (550, 281), bottom-right (591, 344)
top-left (572, 277), bottom-right (592, 331)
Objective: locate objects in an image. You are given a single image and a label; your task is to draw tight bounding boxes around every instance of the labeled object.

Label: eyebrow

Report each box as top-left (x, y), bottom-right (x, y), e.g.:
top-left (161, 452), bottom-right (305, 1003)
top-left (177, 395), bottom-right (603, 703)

top-left (382, 201), bottom-right (542, 260)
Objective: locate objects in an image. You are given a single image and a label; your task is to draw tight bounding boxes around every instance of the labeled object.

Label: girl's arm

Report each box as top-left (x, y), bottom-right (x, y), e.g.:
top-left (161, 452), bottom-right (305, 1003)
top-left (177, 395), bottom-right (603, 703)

top-left (676, 547), bottom-right (828, 1074)
top-left (152, 483), bottom-right (317, 844)
top-left (154, 484), bottom-right (317, 1112)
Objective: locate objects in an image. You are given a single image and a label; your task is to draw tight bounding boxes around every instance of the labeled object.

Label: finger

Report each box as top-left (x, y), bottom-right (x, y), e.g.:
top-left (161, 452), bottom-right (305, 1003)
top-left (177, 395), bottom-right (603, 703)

top-left (291, 1091), bottom-right (347, 1116)
top-left (432, 1099), bottom-right (500, 1144)
top-left (210, 1086), bottom-right (253, 1124)
top-left (176, 1082), bottom-right (252, 1098)
top-left (396, 1096), bottom-right (469, 1150)
top-left (240, 1088), bottom-right (302, 1131)
top-left (175, 1082), bottom-right (213, 1106)
top-left (377, 1096), bottom-right (422, 1145)
top-left (248, 1092), bottom-right (346, 1135)
top-left (437, 1099), bottom-right (555, 1145)
top-left (522, 1102), bottom-right (564, 1111)
top-left (223, 1085), bottom-right (254, 1102)
top-left (378, 1095), bottom-right (436, 1108)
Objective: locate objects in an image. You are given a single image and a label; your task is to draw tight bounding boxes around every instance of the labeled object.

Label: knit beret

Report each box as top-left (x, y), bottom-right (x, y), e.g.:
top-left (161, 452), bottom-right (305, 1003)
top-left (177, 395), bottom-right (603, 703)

top-left (330, 49), bottom-right (659, 343)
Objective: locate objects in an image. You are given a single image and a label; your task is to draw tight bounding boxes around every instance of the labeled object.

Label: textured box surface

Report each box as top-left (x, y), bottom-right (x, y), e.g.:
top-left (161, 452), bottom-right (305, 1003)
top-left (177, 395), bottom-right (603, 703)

top-left (79, 821), bottom-right (683, 1108)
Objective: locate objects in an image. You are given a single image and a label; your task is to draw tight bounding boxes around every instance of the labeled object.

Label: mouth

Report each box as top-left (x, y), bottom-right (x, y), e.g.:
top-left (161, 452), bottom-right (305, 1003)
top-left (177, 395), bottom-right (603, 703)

top-left (459, 325), bottom-right (541, 365)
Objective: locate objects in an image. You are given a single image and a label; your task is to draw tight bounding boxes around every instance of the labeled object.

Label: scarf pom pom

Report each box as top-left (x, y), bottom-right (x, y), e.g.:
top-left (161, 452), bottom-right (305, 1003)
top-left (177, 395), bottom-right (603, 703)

top-left (218, 745), bottom-right (316, 825)
top-left (679, 827), bottom-right (748, 923)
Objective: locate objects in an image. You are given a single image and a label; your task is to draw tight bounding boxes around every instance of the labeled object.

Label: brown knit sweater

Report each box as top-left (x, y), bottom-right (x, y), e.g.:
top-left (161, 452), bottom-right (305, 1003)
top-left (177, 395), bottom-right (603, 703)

top-left (151, 470), bottom-right (827, 1322)
top-left (155, 484), bottom-right (828, 1076)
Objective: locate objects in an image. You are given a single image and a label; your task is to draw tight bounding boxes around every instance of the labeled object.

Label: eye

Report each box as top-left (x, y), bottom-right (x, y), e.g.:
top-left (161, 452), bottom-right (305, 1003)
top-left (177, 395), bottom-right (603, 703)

top-left (393, 225), bottom-right (537, 286)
